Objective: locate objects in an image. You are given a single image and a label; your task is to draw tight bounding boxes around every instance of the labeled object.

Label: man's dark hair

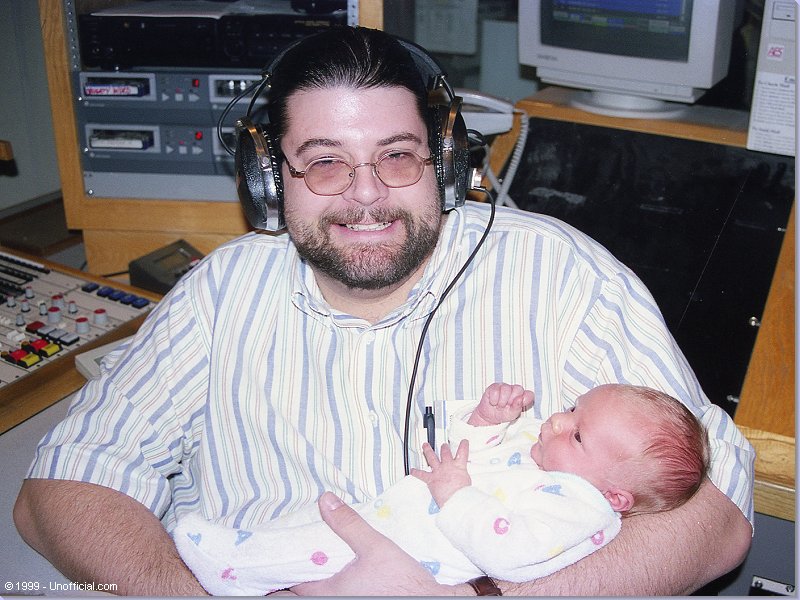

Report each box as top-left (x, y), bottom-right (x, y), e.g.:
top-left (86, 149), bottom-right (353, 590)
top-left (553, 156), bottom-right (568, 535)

top-left (266, 27), bottom-right (430, 148)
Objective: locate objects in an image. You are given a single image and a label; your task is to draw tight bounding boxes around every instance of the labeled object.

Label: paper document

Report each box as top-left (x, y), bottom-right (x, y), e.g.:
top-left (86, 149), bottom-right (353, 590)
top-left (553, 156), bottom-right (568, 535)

top-left (746, 0), bottom-right (796, 156)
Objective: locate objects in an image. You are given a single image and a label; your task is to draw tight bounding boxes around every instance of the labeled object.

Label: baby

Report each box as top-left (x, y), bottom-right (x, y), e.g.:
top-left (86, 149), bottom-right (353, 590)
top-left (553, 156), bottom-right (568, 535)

top-left (174, 382), bottom-right (709, 595)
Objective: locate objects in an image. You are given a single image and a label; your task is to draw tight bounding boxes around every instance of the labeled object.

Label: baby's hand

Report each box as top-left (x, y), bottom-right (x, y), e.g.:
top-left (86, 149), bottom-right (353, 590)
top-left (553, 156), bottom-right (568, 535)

top-left (469, 382), bottom-right (535, 426)
top-left (411, 440), bottom-right (471, 508)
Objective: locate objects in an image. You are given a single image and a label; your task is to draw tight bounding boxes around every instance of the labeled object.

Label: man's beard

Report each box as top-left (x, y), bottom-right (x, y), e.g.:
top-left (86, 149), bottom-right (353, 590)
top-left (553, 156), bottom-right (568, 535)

top-left (287, 204), bottom-right (442, 290)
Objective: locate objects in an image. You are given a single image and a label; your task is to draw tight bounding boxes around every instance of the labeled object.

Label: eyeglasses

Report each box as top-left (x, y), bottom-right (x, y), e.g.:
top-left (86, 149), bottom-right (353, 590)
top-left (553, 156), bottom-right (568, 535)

top-left (286, 150), bottom-right (433, 196)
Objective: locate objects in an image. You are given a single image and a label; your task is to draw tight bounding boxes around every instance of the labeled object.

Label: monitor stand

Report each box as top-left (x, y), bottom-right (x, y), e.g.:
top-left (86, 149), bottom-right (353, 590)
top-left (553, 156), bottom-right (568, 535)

top-left (569, 90), bottom-right (689, 120)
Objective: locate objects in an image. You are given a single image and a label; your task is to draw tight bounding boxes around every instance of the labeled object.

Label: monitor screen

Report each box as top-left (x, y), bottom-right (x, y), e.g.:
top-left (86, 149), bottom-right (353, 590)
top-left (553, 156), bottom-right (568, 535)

top-left (540, 0), bottom-right (692, 62)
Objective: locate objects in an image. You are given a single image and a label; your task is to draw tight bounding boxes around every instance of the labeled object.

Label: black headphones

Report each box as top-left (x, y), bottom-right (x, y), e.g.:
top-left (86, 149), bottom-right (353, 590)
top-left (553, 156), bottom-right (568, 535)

top-left (228, 34), bottom-right (474, 232)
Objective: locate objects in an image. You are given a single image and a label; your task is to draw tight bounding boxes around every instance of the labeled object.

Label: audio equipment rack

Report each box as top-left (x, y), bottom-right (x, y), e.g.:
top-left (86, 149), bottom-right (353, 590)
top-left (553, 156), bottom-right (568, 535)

top-left (0, 247), bottom-right (160, 433)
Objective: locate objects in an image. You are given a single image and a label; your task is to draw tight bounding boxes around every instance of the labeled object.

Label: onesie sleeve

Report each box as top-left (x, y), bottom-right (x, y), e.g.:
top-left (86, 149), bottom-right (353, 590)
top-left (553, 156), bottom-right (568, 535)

top-left (434, 471), bottom-right (621, 582)
top-left (446, 405), bottom-right (512, 452)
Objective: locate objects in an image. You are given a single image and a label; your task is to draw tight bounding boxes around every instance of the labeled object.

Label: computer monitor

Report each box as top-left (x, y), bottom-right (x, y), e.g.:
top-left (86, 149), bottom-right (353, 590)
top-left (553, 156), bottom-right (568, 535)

top-left (518, 1), bottom-right (740, 119)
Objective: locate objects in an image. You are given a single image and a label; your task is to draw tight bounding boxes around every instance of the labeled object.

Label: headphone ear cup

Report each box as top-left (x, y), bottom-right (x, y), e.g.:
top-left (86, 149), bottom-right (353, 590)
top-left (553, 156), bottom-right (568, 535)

top-left (430, 97), bottom-right (470, 211)
top-left (235, 118), bottom-right (285, 231)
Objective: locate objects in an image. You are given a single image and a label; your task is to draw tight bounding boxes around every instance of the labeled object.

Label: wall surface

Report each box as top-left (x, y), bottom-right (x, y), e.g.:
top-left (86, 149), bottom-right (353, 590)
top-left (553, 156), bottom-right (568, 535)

top-left (0, 1), bottom-right (60, 213)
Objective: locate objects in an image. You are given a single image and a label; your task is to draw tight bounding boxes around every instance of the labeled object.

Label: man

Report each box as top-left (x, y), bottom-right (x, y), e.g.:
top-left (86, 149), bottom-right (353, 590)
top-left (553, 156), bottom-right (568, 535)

top-left (15, 27), bottom-right (752, 596)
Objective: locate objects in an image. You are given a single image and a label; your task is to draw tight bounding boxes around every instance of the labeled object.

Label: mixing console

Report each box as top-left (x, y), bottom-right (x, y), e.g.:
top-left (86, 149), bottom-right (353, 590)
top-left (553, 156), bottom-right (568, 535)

top-left (0, 248), bottom-right (158, 433)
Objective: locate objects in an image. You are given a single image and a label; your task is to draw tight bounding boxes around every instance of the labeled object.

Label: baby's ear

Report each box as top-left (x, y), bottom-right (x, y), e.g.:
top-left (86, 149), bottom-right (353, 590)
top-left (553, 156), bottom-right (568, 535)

top-left (603, 489), bottom-right (634, 513)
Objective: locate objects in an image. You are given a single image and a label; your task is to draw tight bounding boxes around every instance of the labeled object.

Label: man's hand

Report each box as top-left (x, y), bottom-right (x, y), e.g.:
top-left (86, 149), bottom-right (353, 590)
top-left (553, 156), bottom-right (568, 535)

top-left (411, 440), bottom-right (471, 508)
top-left (291, 493), bottom-right (472, 596)
top-left (469, 382), bottom-right (534, 426)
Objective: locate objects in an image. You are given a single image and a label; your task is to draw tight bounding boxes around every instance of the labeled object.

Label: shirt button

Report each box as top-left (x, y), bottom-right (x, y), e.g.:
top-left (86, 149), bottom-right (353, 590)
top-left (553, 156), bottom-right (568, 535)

top-left (369, 411), bottom-right (379, 427)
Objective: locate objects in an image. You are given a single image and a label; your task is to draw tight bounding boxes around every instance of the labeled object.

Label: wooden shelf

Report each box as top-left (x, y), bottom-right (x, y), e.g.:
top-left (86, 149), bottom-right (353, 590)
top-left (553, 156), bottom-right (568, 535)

top-left (516, 86), bottom-right (750, 148)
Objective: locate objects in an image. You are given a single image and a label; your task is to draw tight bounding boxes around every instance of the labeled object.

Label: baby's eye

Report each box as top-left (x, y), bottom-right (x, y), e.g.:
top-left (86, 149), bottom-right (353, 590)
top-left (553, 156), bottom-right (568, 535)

top-left (574, 431), bottom-right (582, 443)
top-left (568, 407), bottom-right (576, 413)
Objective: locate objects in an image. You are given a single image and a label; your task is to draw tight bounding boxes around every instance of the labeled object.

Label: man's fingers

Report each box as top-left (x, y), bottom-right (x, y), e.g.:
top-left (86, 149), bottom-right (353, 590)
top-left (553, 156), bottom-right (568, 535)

top-left (317, 492), bottom-right (386, 555)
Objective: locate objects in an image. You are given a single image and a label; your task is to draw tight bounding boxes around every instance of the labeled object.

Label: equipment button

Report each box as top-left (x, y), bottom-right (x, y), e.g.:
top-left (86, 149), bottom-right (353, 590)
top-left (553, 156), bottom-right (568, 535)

top-left (39, 342), bottom-right (62, 357)
top-left (22, 338), bottom-right (48, 353)
top-left (47, 328), bottom-right (67, 341)
top-left (35, 324), bottom-right (55, 337)
top-left (131, 297), bottom-right (150, 309)
top-left (18, 352), bottom-right (41, 368)
top-left (25, 321), bottom-right (44, 333)
top-left (59, 332), bottom-right (80, 346)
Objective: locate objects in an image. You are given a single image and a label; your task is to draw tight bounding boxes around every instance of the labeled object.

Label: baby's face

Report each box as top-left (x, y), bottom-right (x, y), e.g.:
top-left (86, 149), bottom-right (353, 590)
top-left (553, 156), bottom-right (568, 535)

top-left (530, 385), bottom-right (646, 491)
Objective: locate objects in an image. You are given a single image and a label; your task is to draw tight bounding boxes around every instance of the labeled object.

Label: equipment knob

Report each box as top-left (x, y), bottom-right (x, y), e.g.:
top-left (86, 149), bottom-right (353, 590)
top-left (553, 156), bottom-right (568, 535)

top-left (39, 302), bottom-right (48, 316)
top-left (47, 306), bottom-right (62, 324)
top-left (6, 295), bottom-right (16, 308)
top-left (20, 300), bottom-right (30, 313)
top-left (68, 300), bottom-right (78, 314)
top-left (93, 308), bottom-right (108, 325)
top-left (75, 316), bottom-right (90, 334)
top-left (15, 313), bottom-right (25, 327)
top-left (25, 286), bottom-right (35, 299)
top-left (52, 294), bottom-right (65, 309)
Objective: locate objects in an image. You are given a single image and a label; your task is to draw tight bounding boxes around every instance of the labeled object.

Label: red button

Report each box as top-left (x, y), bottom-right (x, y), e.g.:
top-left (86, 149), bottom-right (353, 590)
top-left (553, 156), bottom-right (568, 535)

top-left (25, 320), bottom-right (45, 333)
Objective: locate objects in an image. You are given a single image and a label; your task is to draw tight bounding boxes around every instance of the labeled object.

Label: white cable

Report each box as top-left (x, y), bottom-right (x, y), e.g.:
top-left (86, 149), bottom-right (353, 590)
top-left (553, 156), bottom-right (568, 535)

top-left (483, 108), bottom-right (529, 209)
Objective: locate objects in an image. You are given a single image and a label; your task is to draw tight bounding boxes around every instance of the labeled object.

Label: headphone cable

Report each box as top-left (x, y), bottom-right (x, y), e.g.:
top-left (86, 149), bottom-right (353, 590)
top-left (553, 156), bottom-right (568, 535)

top-left (402, 191), bottom-right (496, 475)
top-left (217, 76), bottom-right (269, 156)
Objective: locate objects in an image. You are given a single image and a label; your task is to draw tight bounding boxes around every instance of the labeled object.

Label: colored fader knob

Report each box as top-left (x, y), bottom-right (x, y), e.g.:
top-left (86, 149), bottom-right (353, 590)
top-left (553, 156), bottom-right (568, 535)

top-left (47, 306), bottom-right (62, 324)
top-left (75, 317), bottom-right (90, 334)
top-left (93, 308), bottom-right (109, 325)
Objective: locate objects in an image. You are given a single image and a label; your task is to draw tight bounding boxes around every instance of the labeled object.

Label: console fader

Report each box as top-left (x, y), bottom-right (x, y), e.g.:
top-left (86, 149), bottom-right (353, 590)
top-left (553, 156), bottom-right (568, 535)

top-left (0, 248), bottom-right (158, 432)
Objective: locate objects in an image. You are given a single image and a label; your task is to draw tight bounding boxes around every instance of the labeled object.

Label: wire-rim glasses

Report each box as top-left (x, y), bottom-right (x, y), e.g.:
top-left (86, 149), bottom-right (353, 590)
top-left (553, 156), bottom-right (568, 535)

top-left (286, 150), bottom-right (433, 196)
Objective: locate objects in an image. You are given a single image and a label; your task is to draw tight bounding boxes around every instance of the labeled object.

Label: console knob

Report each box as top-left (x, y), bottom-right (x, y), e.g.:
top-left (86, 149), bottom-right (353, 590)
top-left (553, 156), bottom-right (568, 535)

top-left (47, 306), bottom-right (62, 324)
top-left (93, 308), bottom-right (108, 325)
top-left (75, 316), bottom-right (90, 334)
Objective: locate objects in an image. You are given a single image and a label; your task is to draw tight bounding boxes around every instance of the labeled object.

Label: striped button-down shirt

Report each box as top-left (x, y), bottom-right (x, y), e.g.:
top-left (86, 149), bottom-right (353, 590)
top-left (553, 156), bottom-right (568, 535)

top-left (29, 203), bottom-right (754, 530)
